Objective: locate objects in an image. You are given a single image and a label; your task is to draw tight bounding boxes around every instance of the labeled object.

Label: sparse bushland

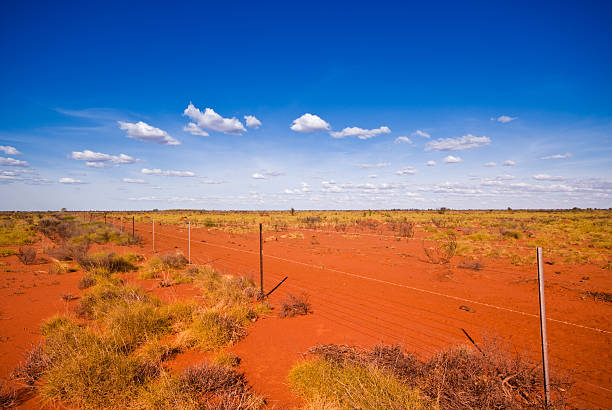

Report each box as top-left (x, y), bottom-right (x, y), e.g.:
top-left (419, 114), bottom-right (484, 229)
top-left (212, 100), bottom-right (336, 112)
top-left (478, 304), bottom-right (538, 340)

top-left (38, 214), bottom-right (141, 246)
top-left (290, 342), bottom-right (571, 409)
top-left (11, 258), bottom-right (268, 409)
top-left (0, 216), bottom-right (37, 246)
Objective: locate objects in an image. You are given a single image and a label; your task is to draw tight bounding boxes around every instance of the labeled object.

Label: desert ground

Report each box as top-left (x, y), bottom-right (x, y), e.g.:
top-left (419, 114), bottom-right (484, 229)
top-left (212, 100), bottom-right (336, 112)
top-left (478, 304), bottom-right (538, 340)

top-left (0, 210), bottom-right (610, 408)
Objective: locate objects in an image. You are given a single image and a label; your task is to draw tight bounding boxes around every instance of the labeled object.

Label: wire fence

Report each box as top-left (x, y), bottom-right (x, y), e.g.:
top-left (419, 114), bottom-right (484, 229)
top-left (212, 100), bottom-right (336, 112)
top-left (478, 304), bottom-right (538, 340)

top-left (104, 216), bottom-right (611, 407)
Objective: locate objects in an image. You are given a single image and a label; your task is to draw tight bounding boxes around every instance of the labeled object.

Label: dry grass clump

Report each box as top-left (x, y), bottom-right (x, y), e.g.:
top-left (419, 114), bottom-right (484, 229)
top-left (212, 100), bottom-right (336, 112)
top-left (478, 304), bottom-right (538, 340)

top-left (77, 274), bottom-right (96, 289)
top-left (0, 381), bottom-right (17, 408)
top-left (294, 341), bottom-right (571, 409)
top-left (586, 290), bottom-right (612, 303)
top-left (45, 242), bottom-right (89, 261)
top-left (48, 261), bottom-right (77, 275)
top-left (422, 232), bottom-right (457, 264)
top-left (279, 293), bottom-right (312, 318)
top-left (12, 342), bottom-right (51, 386)
top-left (17, 246), bottom-right (36, 265)
top-left (76, 251), bottom-right (136, 273)
top-left (139, 252), bottom-right (187, 280)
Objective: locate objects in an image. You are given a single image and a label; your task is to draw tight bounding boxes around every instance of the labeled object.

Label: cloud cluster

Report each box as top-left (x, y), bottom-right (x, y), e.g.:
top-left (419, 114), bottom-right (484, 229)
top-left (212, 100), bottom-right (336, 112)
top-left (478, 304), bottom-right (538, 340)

top-left (71, 150), bottom-right (137, 167)
top-left (330, 126), bottom-right (391, 140)
top-left (491, 115), bottom-right (517, 123)
top-left (183, 122), bottom-right (209, 136)
top-left (119, 121), bottom-right (180, 145)
top-left (0, 157), bottom-right (29, 167)
top-left (533, 174), bottom-right (565, 181)
top-left (244, 115), bottom-right (262, 129)
top-left (426, 134), bottom-right (490, 151)
top-left (503, 160), bottom-right (516, 166)
top-left (541, 153), bottom-right (572, 160)
top-left (251, 173), bottom-right (266, 179)
top-left (290, 113), bottom-right (331, 133)
top-left (0, 146), bottom-right (21, 155)
top-left (394, 136), bottom-right (412, 144)
top-left (444, 155), bottom-right (462, 163)
top-left (396, 166), bottom-right (416, 175)
top-left (411, 130), bottom-right (431, 138)
top-left (183, 103), bottom-right (246, 135)
top-left (141, 168), bottom-right (195, 177)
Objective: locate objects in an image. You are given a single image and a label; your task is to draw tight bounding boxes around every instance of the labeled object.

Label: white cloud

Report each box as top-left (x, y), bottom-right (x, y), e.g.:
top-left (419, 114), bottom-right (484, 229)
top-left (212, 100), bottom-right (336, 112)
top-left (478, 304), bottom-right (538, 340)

top-left (0, 146), bottom-right (21, 155)
top-left (0, 157), bottom-right (29, 167)
top-left (444, 155), bottom-right (462, 163)
top-left (503, 160), bottom-right (516, 166)
top-left (368, 174), bottom-right (377, 178)
top-left (251, 173), bottom-right (266, 179)
top-left (394, 136), bottom-right (413, 144)
top-left (118, 121), bottom-right (180, 145)
top-left (122, 178), bottom-right (147, 184)
top-left (396, 166), bottom-right (417, 175)
top-left (484, 162), bottom-right (497, 167)
top-left (330, 126), bottom-right (391, 140)
top-left (290, 113), bottom-right (331, 133)
top-left (533, 174), bottom-right (565, 181)
top-left (426, 134), bottom-right (490, 151)
top-left (541, 153), bottom-right (572, 160)
top-left (358, 163), bottom-right (390, 169)
top-left (411, 130), bottom-right (431, 138)
top-left (140, 168), bottom-right (195, 177)
top-left (183, 122), bottom-right (209, 136)
top-left (71, 150), bottom-right (137, 167)
top-left (491, 115), bottom-right (517, 123)
top-left (59, 177), bottom-right (86, 184)
top-left (244, 115), bottom-right (262, 129)
top-left (264, 170), bottom-right (284, 177)
top-left (183, 103), bottom-right (246, 135)
top-left (426, 160), bottom-right (436, 166)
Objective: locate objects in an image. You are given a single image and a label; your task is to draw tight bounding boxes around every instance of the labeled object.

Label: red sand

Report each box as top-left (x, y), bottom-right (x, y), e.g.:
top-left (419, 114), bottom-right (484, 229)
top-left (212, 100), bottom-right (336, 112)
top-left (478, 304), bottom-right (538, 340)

top-left (1, 222), bottom-right (610, 408)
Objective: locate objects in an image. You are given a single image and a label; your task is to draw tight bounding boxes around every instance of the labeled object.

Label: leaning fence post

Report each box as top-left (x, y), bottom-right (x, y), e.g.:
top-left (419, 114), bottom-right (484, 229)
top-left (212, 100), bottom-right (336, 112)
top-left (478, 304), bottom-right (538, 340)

top-left (537, 247), bottom-right (551, 407)
top-left (153, 219), bottom-right (155, 252)
top-left (259, 223), bottom-right (264, 297)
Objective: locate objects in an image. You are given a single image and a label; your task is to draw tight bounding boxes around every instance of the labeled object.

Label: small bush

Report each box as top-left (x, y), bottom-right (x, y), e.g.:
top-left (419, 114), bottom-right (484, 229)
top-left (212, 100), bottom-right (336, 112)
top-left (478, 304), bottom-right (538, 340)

top-left (422, 233), bottom-right (456, 264)
top-left (17, 246), bottom-right (36, 265)
top-left (48, 261), bottom-right (70, 275)
top-left (159, 252), bottom-right (188, 269)
top-left (76, 252), bottom-right (136, 273)
top-left (46, 242), bottom-right (89, 261)
top-left (77, 274), bottom-right (96, 289)
top-left (11, 342), bottom-right (51, 385)
top-left (279, 293), bottom-right (312, 318)
top-left (178, 310), bottom-right (246, 351)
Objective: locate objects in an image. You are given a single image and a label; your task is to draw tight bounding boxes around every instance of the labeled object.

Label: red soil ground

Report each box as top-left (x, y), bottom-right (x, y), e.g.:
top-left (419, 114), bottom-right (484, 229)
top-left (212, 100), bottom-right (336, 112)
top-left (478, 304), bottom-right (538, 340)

top-left (1, 222), bottom-right (610, 408)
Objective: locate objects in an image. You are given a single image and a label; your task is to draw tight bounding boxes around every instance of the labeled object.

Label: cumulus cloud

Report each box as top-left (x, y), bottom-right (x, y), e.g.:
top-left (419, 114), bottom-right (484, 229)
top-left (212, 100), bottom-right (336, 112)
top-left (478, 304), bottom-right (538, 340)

top-left (358, 163), bottom-right (390, 169)
top-left (183, 103), bottom-right (246, 135)
top-left (396, 166), bottom-right (416, 175)
top-left (484, 162), bottom-right (497, 167)
top-left (330, 126), bottom-right (391, 140)
top-left (425, 134), bottom-right (490, 151)
top-left (251, 173), bottom-right (266, 179)
top-left (118, 121), bottom-right (180, 145)
top-left (444, 155), bottom-right (462, 163)
top-left (533, 174), bottom-right (565, 181)
top-left (122, 178), bottom-right (147, 184)
top-left (491, 115), bottom-right (517, 123)
top-left (426, 160), bottom-right (436, 166)
top-left (59, 177), bottom-right (86, 184)
top-left (541, 153), bottom-right (572, 160)
top-left (411, 130), bottom-right (431, 138)
top-left (394, 136), bottom-right (412, 144)
top-left (0, 146), bottom-right (21, 155)
top-left (503, 160), bottom-right (516, 166)
top-left (290, 113), bottom-right (331, 133)
top-left (0, 157), bottom-right (29, 167)
top-left (140, 168), bottom-right (195, 177)
top-left (71, 150), bottom-right (137, 167)
top-left (183, 122), bottom-right (209, 136)
top-left (244, 115), bottom-right (262, 129)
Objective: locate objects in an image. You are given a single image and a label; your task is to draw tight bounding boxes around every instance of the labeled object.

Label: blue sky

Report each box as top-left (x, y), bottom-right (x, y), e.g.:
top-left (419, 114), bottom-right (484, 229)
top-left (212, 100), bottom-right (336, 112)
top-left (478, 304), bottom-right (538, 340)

top-left (1, 1), bottom-right (610, 210)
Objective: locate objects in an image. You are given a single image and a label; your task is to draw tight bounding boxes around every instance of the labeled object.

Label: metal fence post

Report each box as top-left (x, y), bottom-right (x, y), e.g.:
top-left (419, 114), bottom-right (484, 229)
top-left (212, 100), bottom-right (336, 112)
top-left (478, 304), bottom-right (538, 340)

top-left (537, 247), bottom-right (551, 406)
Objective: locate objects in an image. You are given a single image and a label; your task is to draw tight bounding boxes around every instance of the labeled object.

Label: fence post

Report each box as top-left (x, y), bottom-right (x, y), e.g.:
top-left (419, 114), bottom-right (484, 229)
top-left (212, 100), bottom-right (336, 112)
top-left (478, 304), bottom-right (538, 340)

top-left (153, 219), bottom-right (155, 252)
top-left (537, 247), bottom-right (551, 407)
top-left (259, 223), bottom-right (264, 297)
top-left (104, 213), bottom-right (107, 225)
top-left (188, 221), bottom-right (191, 264)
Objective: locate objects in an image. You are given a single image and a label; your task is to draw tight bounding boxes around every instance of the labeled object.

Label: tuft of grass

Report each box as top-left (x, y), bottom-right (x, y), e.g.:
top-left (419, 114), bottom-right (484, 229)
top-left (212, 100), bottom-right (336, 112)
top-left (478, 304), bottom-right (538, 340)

top-left (48, 261), bottom-right (75, 275)
top-left (213, 351), bottom-right (241, 368)
top-left (17, 246), bottom-right (36, 265)
top-left (0, 247), bottom-right (17, 257)
top-left (289, 358), bottom-right (428, 409)
top-left (279, 293), bottom-right (312, 318)
top-left (177, 310), bottom-right (246, 351)
top-left (12, 342), bottom-right (51, 386)
top-left (76, 251), bottom-right (136, 273)
top-left (78, 274), bottom-right (96, 290)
